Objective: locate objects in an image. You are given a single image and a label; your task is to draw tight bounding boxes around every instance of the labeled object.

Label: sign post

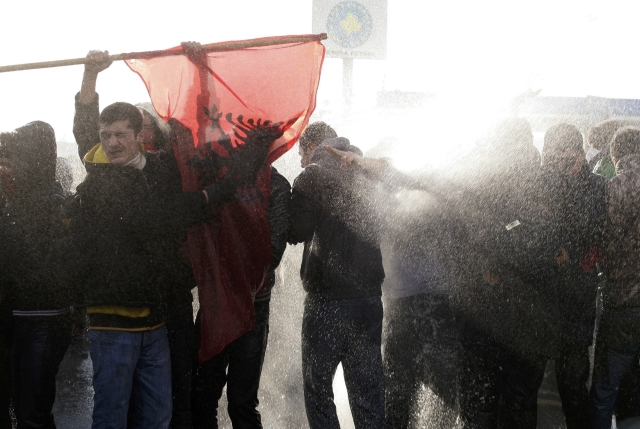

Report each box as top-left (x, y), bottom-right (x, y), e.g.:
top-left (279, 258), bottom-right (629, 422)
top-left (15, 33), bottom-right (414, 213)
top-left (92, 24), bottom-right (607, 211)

top-left (313, 0), bottom-right (387, 106)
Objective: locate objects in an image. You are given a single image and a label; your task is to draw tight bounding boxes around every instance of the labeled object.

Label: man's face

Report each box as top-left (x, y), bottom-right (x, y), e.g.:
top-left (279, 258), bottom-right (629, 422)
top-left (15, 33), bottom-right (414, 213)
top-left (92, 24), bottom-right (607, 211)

top-left (99, 120), bottom-right (139, 165)
top-left (298, 142), bottom-right (317, 168)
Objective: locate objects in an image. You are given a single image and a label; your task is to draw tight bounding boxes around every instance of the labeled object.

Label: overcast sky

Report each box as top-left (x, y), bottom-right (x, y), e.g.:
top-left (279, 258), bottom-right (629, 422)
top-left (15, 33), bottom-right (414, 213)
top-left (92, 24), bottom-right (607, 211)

top-left (1, 0), bottom-right (639, 153)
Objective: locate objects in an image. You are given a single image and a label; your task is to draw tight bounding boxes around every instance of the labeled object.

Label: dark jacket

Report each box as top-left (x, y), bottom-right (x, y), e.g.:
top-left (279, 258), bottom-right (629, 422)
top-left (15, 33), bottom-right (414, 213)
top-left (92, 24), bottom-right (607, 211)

top-left (542, 164), bottom-right (607, 344)
top-left (1, 181), bottom-right (73, 311)
top-left (255, 167), bottom-right (291, 302)
top-left (604, 154), bottom-right (640, 309)
top-left (70, 97), bottom-right (210, 329)
top-left (452, 144), bottom-right (562, 356)
top-left (289, 137), bottom-right (384, 302)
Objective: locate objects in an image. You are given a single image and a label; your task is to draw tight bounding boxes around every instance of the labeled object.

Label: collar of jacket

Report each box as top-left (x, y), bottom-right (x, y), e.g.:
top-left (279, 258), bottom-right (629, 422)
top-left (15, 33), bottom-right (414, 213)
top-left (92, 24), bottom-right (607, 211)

top-left (83, 143), bottom-right (146, 169)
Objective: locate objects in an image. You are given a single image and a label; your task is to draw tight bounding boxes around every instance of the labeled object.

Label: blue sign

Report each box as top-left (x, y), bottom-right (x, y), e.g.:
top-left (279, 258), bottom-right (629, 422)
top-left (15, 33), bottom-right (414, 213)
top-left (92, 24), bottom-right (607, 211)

top-left (326, 1), bottom-right (373, 49)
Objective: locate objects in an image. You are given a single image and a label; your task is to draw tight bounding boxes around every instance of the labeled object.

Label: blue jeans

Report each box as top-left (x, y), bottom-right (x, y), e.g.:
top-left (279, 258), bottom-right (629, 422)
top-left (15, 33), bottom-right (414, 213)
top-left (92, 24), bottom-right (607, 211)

top-left (302, 296), bottom-right (385, 429)
top-left (591, 308), bottom-right (640, 429)
top-left (90, 327), bottom-right (172, 429)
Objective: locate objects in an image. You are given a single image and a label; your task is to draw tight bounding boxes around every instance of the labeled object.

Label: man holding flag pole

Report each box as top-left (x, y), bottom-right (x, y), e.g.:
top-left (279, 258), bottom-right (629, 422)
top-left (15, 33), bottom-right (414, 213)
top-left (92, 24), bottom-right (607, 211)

top-left (54, 34), bottom-right (324, 429)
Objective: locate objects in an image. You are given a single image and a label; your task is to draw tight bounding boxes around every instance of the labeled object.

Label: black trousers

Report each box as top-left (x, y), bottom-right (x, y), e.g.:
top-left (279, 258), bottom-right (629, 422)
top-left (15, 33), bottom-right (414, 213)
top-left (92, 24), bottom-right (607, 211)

top-left (0, 304), bottom-right (12, 429)
top-left (11, 314), bottom-right (73, 429)
top-left (192, 300), bottom-right (270, 429)
top-left (458, 331), bottom-right (547, 429)
top-left (167, 297), bottom-right (196, 429)
top-left (554, 343), bottom-right (592, 429)
top-left (301, 296), bottom-right (385, 429)
top-left (383, 293), bottom-right (459, 429)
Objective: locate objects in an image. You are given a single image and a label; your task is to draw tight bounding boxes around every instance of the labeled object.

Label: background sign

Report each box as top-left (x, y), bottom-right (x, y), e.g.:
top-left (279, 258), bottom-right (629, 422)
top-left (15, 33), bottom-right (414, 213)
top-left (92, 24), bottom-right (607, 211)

top-left (313, 0), bottom-right (387, 59)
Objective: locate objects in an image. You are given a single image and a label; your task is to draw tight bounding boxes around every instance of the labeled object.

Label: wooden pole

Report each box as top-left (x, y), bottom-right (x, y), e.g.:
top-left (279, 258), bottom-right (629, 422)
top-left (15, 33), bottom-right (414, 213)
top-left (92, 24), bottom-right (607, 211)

top-left (0, 33), bottom-right (328, 74)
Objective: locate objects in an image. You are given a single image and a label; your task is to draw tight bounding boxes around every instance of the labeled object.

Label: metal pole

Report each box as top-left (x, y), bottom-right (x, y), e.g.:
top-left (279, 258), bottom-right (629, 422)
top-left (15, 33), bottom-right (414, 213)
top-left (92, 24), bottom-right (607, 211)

top-left (343, 57), bottom-right (353, 107)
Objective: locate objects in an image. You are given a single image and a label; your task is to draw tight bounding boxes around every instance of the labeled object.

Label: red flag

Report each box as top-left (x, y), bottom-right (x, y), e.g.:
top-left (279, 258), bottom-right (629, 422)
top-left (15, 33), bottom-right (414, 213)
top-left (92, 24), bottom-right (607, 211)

top-left (126, 35), bottom-right (325, 362)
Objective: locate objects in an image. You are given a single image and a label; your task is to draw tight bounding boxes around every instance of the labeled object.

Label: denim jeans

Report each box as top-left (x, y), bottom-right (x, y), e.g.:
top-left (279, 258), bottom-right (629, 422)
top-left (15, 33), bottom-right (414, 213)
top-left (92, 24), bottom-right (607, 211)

top-left (90, 326), bottom-right (172, 429)
top-left (192, 300), bottom-right (270, 429)
top-left (591, 308), bottom-right (640, 429)
top-left (11, 314), bottom-right (73, 429)
top-left (302, 296), bottom-right (385, 429)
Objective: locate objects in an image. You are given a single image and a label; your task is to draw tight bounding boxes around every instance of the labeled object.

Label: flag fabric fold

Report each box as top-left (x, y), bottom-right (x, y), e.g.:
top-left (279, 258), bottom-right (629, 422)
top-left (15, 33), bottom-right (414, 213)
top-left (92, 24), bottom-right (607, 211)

top-left (126, 35), bottom-right (325, 362)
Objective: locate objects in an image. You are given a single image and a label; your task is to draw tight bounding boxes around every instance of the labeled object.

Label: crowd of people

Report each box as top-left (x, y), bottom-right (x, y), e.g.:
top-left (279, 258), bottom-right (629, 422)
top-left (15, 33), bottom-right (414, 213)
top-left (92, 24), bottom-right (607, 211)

top-left (0, 47), bottom-right (639, 429)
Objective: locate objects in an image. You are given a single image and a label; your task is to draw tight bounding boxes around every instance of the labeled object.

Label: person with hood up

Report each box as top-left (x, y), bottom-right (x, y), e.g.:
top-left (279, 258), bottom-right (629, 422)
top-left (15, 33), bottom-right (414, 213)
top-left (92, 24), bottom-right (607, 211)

top-left (0, 121), bottom-right (75, 429)
top-left (289, 131), bottom-right (386, 429)
top-left (590, 127), bottom-right (640, 429)
top-left (69, 50), bottom-right (266, 429)
top-left (540, 123), bottom-right (607, 429)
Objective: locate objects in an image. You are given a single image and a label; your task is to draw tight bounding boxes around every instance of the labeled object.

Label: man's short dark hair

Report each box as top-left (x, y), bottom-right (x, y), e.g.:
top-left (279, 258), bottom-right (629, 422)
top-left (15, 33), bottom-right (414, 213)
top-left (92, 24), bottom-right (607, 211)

top-left (543, 123), bottom-right (583, 153)
top-left (588, 119), bottom-right (622, 151)
top-left (610, 127), bottom-right (640, 161)
top-left (100, 102), bottom-right (143, 135)
top-left (299, 121), bottom-right (337, 150)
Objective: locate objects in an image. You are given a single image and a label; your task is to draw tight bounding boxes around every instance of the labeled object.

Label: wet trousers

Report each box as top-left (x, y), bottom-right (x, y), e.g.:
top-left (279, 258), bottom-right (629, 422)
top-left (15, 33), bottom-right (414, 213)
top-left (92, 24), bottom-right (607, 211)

top-left (90, 326), bottom-right (172, 429)
top-left (191, 300), bottom-right (270, 429)
top-left (458, 331), bottom-right (547, 429)
top-left (302, 296), bottom-right (385, 429)
top-left (553, 343), bottom-right (592, 429)
top-left (11, 314), bottom-right (73, 429)
top-left (0, 305), bottom-right (12, 429)
top-left (591, 307), bottom-right (640, 429)
top-left (383, 293), bottom-right (459, 429)
top-left (166, 298), bottom-right (195, 429)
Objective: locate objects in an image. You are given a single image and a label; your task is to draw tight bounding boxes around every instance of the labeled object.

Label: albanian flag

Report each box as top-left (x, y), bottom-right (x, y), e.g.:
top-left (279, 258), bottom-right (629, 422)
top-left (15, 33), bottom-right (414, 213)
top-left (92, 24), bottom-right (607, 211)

top-left (126, 34), bottom-right (325, 362)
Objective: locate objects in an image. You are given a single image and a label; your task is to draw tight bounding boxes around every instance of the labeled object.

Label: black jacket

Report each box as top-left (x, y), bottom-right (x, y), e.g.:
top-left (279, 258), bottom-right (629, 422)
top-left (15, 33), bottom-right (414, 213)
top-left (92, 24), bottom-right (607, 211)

top-left (255, 167), bottom-right (291, 302)
top-left (289, 137), bottom-right (384, 302)
top-left (1, 181), bottom-right (74, 311)
top-left (70, 96), bottom-right (210, 329)
top-left (542, 165), bottom-right (607, 344)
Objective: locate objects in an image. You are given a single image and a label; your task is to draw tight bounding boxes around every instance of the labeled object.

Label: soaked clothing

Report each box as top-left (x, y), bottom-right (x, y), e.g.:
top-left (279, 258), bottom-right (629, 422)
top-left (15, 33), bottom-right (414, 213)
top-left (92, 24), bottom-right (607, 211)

top-left (383, 293), bottom-right (459, 429)
top-left (591, 154), bottom-right (640, 429)
top-left (191, 168), bottom-right (290, 429)
top-left (289, 137), bottom-right (384, 302)
top-left (603, 154), bottom-right (640, 309)
top-left (192, 300), bottom-right (270, 429)
top-left (66, 144), bottom-right (209, 330)
top-left (302, 297), bottom-right (385, 429)
top-left (290, 137), bottom-right (385, 429)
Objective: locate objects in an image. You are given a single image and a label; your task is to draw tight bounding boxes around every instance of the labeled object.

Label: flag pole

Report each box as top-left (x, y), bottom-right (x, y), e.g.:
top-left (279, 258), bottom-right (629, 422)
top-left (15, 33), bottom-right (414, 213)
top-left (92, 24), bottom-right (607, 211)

top-left (0, 33), bottom-right (328, 74)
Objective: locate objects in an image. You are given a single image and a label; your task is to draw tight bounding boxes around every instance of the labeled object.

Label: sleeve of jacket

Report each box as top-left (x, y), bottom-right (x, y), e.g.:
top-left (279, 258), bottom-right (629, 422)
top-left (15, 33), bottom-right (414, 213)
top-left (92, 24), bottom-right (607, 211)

top-left (73, 92), bottom-right (100, 160)
top-left (268, 167), bottom-right (291, 271)
top-left (288, 166), bottom-right (322, 245)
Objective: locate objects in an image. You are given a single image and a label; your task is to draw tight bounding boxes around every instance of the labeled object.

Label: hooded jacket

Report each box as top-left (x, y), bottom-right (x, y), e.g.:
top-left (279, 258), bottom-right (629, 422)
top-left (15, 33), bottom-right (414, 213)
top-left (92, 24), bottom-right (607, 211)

top-left (66, 144), bottom-right (210, 329)
top-left (71, 95), bottom-right (210, 329)
top-left (289, 137), bottom-right (384, 302)
top-left (604, 154), bottom-right (640, 309)
top-left (0, 121), bottom-right (74, 312)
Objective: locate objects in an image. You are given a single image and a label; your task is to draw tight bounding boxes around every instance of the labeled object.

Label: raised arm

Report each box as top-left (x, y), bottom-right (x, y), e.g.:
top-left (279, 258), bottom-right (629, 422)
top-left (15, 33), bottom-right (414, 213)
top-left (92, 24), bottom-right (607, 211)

top-left (73, 51), bottom-right (112, 160)
top-left (323, 145), bottom-right (431, 191)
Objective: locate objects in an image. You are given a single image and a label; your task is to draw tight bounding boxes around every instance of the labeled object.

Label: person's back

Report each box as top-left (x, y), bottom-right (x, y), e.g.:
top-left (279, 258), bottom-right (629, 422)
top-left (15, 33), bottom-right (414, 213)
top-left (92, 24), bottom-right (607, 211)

top-left (290, 137), bottom-right (384, 302)
top-left (290, 134), bottom-right (385, 429)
